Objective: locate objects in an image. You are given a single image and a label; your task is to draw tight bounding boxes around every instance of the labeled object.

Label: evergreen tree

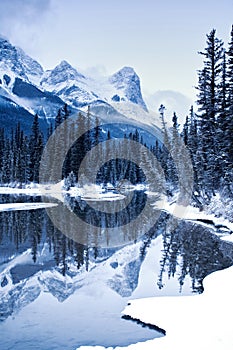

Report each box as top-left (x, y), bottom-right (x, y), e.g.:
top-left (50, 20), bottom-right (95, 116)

top-left (1, 138), bottom-right (11, 183)
top-left (182, 116), bottom-right (189, 146)
top-left (228, 25), bottom-right (233, 115)
top-left (172, 112), bottom-right (179, 130)
top-left (29, 114), bottom-right (44, 183)
top-left (226, 25), bottom-right (233, 167)
top-left (197, 29), bottom-right (224, 120)
top-left (196, 29), bottom-right (224, 194)
top-left (47, 122), bottom-right (53, 140)
top-left (70, 112), bottom-right (86, 180)
top-left (0, 128), bottom-right (4, 174)
top-left (217, 49), bottom-right (231, 185)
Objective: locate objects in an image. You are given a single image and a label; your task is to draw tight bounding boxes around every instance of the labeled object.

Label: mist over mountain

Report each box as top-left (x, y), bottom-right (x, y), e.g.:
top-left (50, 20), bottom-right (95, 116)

top-left (144, 90), bottom-right (193, 125)
top-left (0, 36), bottom-right (156, 134)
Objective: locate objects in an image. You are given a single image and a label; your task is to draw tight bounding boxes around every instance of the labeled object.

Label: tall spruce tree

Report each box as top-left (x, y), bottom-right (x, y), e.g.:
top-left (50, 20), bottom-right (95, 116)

top-left (196, 29), bottom-right (224, 195)
top-left (0, 128), bottom-right (4, 172)
top-left (228, 25), bottom-right (233, 113)
top-left (217, 49), bottom-right (230, 184)
top-left (227, 25), bottom-right (233, 166)
top-left (29, 114), bottom-right (43, 183)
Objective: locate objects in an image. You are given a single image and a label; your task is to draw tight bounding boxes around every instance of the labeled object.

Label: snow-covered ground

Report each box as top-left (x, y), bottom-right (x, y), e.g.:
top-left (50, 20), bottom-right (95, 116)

top-left (124, 263), bottom-right (233, 350)
top-left (152, 194), bottom-right (233, 236)
top-left (73, 191), bottom-right (233, 350)
top-left (0, 184), bottom-right (233, 349)
top-left (76, 265), bottom-right (233, 350)
top-left (68, 184), bottom-right (126, 201)
top-left (1, 229), bottom-right (232, 350)
top-left (74, 196), bottom-right (233, 350)
top-left (0, 183), bottom-right (126, 202)
top-left (0, 202), bottom-right (57, 212)
top-left (0, 184), bottom-right (42, 195)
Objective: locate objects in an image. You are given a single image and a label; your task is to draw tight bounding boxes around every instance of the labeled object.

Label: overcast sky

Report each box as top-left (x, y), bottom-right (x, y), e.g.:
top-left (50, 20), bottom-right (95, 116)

top-left (0, 0), bottom-right (232, 108)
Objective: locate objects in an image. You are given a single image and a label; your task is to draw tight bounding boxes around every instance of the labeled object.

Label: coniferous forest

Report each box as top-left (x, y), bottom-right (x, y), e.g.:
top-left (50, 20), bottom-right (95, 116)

top-left (0, 27), bottom-right (233, 281)
top-left (0, 28), bottom-right (233, 203)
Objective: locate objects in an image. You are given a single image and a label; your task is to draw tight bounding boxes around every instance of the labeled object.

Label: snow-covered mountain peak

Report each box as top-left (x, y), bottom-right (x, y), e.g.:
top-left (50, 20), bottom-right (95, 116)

top-left (40, 60), bottom-right (97, 107)
top-left (0, 36), bottom-right (23, 76)
top-left (109, 66), bottom-right (140, 90)
top-left (0, 36), bottom-right (43, 85)
top-left (0, 35), bottom-right (14, 52)
top-left (41, 60), bottom-right (86, 88)
top-left (111, 66), bottom-right (137, 79)
top-left (15, 48), bottom-right (44, 85)
top-left (109, 66), bottom-right (148, 111)
top-left (40, 61), bottom-right (148, 111)
top-left (0, 35), bottom-right (148, 123)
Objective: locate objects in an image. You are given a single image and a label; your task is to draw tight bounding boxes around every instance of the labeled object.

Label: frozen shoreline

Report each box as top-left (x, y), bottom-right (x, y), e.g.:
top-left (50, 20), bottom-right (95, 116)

top-left (0, 184), bottom-right (233, 349)
top-left (76, 263), bottom-right (233, 350)
top-left (0, 183), bottom-right (126, 202)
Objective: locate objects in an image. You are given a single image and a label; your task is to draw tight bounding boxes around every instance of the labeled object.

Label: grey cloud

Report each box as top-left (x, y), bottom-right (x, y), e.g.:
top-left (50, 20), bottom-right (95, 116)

top-left (0, 0), bottom-right (51, 19)
top-left (0, 0), bottom-right (54, 60)
top-left (0, 0), bottom-right (52, 37)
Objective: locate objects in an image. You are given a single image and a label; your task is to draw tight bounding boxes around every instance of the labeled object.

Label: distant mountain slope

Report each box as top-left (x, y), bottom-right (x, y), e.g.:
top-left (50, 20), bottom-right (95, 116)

top-left (0, 36), bottom-right (150, 135)
top-left (0, 94), bottom-right (47, 135)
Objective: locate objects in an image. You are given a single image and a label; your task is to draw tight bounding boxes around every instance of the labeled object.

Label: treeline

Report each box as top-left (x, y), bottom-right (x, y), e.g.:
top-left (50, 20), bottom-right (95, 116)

top-left (54, 106), bottom-right (152, 186)
top-left (180, 26), bottom-right (233, 204)
top-left (0, 114), bottom-right (43, 184)
top-left (0, 26), bottom-right (232, 205)
top-left (0, 103), bottom-right (156, 187)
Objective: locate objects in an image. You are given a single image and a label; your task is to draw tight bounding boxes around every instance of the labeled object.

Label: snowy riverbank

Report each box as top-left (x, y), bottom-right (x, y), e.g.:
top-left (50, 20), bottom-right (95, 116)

top-left (0, 184), bottom-right (233, 349)
top-left (76, 263), bottom-right (233, 350)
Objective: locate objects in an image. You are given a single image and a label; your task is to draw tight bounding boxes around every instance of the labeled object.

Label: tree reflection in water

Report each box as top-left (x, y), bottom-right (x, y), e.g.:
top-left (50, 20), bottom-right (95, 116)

top-left (0, 194), bottom-right (233, 295)
top-left (156, 219), bottom-right (233, 293)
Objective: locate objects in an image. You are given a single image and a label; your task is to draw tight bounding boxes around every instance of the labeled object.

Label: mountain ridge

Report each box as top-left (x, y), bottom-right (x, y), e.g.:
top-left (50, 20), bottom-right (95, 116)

top-left (0, 35), bottom-right (148, 131)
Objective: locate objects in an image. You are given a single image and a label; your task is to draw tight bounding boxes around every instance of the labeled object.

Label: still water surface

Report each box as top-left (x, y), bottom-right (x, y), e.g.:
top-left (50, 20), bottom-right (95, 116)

top-left (0, 193), bottom-right (232, 349)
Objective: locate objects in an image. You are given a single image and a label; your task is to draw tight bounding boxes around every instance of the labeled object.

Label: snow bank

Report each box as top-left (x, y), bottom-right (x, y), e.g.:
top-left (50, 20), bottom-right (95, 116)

top-left (77, 264), bottom-right (233, 350)
top-left (123, 264), bottom-right (233, 350)
top-left (0, 202), bottom-right (57, 212)
top-left (68, 184), bottom-right (125, 201)
top-left (152, 196), bottom-right (233, 234)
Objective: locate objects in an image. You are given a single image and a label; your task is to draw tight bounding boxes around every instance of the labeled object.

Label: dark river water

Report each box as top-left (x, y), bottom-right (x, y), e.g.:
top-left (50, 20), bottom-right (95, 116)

top-left (0, 192), bottom-right (233, 349)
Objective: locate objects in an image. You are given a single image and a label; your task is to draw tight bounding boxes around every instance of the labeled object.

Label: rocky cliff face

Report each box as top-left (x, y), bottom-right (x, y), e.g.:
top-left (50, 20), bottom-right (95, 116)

top-left (109, 66), bottom-right (148, 111)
